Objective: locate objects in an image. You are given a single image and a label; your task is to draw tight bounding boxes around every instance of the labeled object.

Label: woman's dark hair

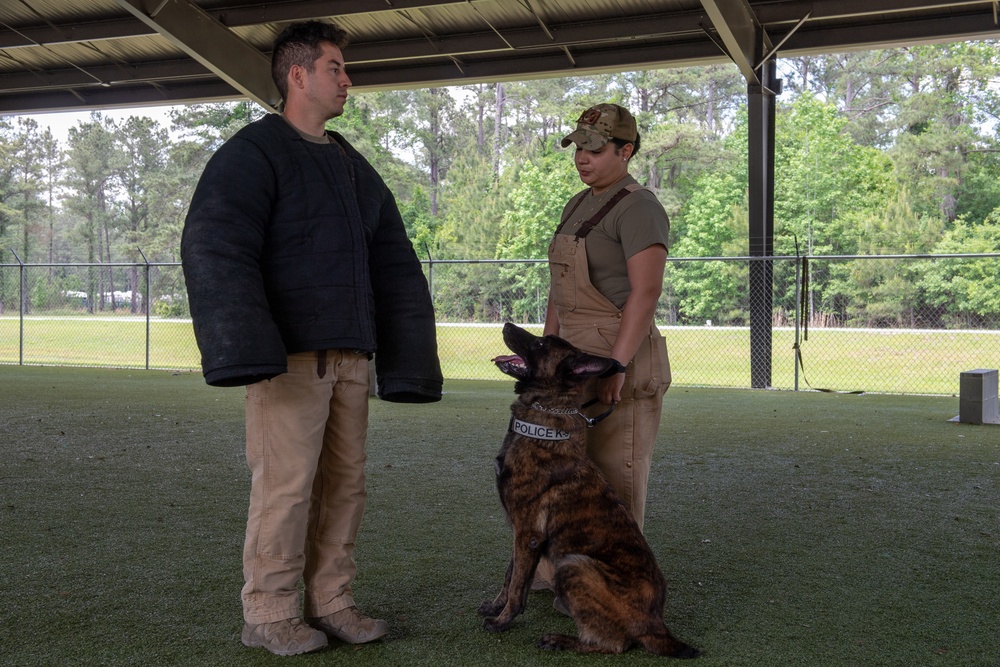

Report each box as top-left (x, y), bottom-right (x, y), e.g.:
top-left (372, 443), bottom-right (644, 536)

top-left (271, 21), bottom-right (348, 100)
top-left (611, 132), bottom-right (641, 159)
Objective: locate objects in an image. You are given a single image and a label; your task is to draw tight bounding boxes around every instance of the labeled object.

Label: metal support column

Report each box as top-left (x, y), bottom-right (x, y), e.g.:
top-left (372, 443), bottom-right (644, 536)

top-left (748, 57), bottom-right (778, 388)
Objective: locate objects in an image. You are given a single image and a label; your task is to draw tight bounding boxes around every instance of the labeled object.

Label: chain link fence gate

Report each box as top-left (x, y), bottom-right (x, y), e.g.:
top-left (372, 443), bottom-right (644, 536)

top-left (2, 253), bottom-right (999, 395)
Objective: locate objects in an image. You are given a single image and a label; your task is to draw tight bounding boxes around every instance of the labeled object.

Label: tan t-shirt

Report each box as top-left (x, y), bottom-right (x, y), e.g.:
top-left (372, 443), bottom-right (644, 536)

top-left (558, 175), bottom-right (670, 308)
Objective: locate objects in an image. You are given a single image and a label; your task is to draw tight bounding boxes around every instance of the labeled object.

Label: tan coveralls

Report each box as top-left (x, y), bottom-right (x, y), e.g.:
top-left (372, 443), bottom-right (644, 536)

top-left (546, 186), bottom-right (671, 529)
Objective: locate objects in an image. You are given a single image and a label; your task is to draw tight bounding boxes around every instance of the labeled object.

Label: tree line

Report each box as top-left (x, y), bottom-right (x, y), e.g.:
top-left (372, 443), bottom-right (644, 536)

top-left (1, 42), bottom-right (998, 326)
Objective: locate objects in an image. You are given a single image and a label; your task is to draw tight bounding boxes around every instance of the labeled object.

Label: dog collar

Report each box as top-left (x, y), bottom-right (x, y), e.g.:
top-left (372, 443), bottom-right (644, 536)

top-left (527, 399), bottom-right (616, 428)
top-left (509, 417), bottom-right (571, 441)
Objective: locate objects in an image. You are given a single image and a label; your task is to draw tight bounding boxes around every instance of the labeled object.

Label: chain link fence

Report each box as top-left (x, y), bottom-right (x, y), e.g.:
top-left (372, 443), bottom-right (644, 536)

top-left (2, 254), bottom-right (998, 395)
top-left (0, 260), bottom-right (196, 370)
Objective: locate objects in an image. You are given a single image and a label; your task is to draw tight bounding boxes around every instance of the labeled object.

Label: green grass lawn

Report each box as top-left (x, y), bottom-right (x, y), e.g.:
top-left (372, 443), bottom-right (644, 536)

top-left (433, 324), bottom-right (999, 394)
top-left (2, 366), bottom-right (998, 666)
top-left (2, 318), bottom-right (999, 394)
top-left (0, 316), bottom-right (201, 369)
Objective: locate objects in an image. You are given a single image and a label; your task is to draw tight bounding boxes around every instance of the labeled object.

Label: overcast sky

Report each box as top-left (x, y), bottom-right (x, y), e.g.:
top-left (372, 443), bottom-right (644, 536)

top-left (16, 104), bottom-right (182, 143)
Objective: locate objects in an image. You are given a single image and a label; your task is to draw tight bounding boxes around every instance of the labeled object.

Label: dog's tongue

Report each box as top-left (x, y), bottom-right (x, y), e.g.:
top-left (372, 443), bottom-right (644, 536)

top-left (492, 354), bottom-right (523, 365)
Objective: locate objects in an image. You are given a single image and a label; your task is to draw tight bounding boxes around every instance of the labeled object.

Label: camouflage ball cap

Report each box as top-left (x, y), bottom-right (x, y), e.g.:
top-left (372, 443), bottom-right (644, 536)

top-left (560, 103), bottom-right (637, 150)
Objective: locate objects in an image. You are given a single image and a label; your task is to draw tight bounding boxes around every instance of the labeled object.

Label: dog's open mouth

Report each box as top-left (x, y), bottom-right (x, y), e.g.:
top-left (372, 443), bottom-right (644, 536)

top-left (492, 354), bottom-right (527, 377)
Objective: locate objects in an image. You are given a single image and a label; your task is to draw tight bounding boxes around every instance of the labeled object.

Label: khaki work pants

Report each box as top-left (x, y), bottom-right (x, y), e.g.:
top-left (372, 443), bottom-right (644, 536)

top-left (242, 349), bottom-right (370, 623)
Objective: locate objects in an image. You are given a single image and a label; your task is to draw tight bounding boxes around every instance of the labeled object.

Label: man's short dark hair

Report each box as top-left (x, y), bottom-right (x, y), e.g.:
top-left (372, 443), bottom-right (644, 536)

top-left (271, 21), bottom-right (349, 100)
top-left (612, 132), bottom-right (641, 159)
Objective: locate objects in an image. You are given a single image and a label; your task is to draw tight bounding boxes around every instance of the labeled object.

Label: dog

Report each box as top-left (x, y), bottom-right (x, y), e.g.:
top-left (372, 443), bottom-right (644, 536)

top-left (479, 322), bottom-right (699, 658)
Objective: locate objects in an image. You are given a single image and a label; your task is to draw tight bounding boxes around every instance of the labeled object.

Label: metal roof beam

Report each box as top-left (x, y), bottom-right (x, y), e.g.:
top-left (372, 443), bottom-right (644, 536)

top-left (111, 0), bottom-right (280, 112)
top-left (0, 79), bottom-right (240, 114)
top-left (699, 0), bottom-right (769, 83)
top-left (204, 0), bottom-right (470, 27)
top-left (756, 0), bottom-right (994, 25)
top-left (0, 59), bottom-right (210, 93)
top-left (345, 12), bottom-right (704, 64)
top-left (781, 11), bottom-right (1000, 54)
top-left (0, 17), bottom-right (145, 48)
top-left (344, 39), bottom-right (727, 90)
top-left (0, 0), bottom-right (470, 49)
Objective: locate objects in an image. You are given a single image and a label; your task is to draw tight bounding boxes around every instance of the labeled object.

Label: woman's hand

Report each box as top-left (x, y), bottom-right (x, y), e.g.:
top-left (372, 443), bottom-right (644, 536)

top-left (598, 372), bottom-right (626, 405)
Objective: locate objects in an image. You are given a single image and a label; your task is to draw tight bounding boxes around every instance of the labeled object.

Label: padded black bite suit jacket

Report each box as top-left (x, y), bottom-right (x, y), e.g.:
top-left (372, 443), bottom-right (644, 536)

top-left (181, 114), bottom-right (442, 403)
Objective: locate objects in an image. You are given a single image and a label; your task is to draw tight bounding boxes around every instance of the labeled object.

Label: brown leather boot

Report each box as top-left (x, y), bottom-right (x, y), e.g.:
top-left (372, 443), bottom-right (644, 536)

top-left (308, 606), bottom-right (389, 644)
top-left (241, 618), bottom-right (328, 656)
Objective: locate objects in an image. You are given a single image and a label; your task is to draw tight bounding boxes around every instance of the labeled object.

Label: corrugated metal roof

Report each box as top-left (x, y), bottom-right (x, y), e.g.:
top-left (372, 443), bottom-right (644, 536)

top-left (0, 0), bottom-right (997, 113)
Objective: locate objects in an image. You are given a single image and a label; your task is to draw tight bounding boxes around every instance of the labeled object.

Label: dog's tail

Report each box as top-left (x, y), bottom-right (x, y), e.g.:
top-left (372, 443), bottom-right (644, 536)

top-left (638, 626), bottom-right (701, 659)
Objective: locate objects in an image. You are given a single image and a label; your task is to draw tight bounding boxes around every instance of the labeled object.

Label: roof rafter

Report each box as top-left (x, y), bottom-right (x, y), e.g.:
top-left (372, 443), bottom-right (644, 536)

top-left (111, 0), bottom-right (279, 111)
top-left (0, 0), bottom-right (471, 49)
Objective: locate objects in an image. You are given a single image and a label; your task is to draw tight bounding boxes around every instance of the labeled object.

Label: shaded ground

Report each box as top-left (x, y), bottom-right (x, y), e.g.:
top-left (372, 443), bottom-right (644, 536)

top-left (2, 368), bottom-right (997, 666)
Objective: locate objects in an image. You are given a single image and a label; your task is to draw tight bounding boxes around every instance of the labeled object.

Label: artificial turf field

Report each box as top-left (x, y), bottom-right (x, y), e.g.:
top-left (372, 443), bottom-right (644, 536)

top-left (2, 366), bottom-right (998, 666)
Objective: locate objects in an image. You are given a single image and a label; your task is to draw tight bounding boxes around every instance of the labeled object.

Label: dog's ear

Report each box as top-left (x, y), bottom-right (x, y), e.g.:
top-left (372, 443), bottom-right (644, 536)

top-left (569, 353), bottom-right (616, 378)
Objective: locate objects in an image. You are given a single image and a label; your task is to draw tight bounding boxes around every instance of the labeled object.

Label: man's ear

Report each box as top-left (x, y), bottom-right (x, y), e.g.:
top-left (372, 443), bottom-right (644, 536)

top-left (287, 63), bottom-right (305, 92)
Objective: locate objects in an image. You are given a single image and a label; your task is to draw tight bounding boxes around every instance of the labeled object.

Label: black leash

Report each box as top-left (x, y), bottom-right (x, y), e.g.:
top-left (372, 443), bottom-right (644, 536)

top-left (794, 239), bottom-right (863, 395)
top-left (579, 398), bottom-right (615, 426)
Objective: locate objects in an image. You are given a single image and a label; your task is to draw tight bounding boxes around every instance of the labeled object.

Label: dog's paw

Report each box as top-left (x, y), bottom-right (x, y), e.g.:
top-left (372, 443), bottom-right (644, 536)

top-left (674, 644), bottom-right (702, 659)
top-left (482, 616), bottom-right (511, 633)
top-left (478, 600), bottom-right (502, 617)
top-left (538, 633), bottom-right (577, 651)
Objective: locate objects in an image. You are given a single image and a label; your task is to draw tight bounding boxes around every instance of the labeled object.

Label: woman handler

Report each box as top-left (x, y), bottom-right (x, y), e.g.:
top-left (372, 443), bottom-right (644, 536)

top-left (544, 103), bottom-right (672, 530)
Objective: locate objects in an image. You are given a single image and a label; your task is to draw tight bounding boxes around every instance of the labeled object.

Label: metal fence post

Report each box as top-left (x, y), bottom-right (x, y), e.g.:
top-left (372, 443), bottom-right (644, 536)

top-left (138, 246), bottom-right (151, 370)
top-left (794, 251), bottom-right (802, 392)
top-left (11, 249), bottom-right (24, 365)
top-left (423, 243), bottom-right (434, 300)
